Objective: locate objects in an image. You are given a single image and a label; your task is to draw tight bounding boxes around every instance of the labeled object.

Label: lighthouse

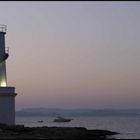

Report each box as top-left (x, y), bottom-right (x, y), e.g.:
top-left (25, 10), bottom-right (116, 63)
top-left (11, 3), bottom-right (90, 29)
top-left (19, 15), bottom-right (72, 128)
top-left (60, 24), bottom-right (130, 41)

top-left (0, 24), bottom-right (17, 125)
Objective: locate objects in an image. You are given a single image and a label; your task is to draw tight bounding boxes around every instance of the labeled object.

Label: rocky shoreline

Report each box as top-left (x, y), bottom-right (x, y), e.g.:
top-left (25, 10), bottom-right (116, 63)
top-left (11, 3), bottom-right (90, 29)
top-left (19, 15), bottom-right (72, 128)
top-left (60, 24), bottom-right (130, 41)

top-left (0, 123), bottom-right (119, 139)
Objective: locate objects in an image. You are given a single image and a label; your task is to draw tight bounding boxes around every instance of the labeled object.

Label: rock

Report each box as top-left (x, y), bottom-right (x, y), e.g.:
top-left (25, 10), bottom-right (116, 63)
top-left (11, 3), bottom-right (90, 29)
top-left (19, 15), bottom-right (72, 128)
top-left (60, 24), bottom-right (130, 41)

top-left (0, 124), bottom-right (119, 139)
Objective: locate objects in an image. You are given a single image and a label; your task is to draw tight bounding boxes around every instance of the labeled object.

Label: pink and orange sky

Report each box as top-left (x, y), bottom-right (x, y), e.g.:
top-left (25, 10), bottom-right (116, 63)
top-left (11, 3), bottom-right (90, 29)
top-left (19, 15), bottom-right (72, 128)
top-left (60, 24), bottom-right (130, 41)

top-left (0, 2), bottom-right (140, 110)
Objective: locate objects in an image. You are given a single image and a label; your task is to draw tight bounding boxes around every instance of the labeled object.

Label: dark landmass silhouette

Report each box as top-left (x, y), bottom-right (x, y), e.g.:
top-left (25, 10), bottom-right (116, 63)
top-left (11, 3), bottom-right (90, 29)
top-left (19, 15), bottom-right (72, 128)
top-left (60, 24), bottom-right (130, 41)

top-left (0, 123), bottom-right (118, 139)
top-left (16, 108), bottom-right (140, 117)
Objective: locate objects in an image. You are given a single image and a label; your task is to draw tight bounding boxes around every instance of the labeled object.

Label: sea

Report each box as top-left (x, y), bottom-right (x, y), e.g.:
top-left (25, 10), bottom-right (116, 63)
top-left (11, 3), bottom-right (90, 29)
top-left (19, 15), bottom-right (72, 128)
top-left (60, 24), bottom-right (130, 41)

top-left (16, 116), bottom-right (140, 139)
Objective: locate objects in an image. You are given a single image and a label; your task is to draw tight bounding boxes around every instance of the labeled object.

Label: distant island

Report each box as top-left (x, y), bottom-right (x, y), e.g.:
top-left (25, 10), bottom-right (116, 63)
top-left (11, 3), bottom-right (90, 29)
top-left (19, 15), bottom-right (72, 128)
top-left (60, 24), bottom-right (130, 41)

top-left (16, 108), bottom-right (140, 117)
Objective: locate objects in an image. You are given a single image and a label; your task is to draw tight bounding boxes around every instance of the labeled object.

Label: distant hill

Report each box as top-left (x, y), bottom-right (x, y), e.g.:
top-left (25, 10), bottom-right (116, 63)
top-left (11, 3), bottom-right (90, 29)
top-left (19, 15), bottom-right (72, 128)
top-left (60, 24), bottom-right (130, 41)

top-left (16, 108), bottom-right (140, 117)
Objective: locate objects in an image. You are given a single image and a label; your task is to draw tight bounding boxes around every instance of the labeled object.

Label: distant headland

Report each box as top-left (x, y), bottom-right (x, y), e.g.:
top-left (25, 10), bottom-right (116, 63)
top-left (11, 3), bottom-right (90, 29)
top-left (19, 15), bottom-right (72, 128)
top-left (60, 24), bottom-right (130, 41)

top-left (16, 108), bottom-right (140, 117)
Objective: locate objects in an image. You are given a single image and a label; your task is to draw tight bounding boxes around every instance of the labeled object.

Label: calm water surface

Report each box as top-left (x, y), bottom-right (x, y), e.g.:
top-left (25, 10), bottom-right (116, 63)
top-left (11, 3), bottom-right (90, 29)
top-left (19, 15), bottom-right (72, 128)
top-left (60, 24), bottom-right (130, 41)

top-left (16, 116), bottom-right (140, 139)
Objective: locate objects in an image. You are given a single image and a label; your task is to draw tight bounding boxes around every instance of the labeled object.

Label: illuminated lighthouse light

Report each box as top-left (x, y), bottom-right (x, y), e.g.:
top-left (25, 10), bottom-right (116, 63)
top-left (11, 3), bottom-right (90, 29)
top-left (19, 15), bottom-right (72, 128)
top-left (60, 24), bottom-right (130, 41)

top-left (0, 61), bottom-right (7, 87)
top-left (0, 79), bottom-right (6, 87)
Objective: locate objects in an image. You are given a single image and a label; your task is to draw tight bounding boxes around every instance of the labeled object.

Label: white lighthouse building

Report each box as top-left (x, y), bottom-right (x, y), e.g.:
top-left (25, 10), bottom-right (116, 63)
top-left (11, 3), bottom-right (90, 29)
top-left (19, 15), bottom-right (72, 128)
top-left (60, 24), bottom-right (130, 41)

top-left (0, 24), bottom-right (17, 125)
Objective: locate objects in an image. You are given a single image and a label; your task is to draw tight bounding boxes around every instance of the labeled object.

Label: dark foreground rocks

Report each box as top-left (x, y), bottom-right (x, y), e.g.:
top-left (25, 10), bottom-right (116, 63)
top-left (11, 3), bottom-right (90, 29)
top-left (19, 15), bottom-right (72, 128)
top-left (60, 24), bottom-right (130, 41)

top-left (0, 123), bottom-right (119, 139)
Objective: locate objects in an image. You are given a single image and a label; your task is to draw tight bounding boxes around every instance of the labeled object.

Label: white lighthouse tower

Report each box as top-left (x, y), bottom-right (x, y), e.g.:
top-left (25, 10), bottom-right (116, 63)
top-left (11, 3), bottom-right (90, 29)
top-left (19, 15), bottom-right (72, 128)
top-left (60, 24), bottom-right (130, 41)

top-left (0, 24), bottom-right (17, 125)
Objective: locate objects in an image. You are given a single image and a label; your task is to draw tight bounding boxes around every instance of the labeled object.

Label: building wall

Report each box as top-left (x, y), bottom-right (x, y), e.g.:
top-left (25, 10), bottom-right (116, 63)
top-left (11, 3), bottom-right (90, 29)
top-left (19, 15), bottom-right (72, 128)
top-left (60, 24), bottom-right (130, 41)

top-left (0, 87), bottom-right (16, 125)
top-left (0, 94), bottom-right (15, 125)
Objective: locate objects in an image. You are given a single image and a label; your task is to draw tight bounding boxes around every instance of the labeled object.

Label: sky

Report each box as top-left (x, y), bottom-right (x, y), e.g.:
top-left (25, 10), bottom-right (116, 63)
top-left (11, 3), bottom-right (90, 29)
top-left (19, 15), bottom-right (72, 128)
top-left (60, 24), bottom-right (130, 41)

top-left (0, 2), bottom-right (139, 110)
